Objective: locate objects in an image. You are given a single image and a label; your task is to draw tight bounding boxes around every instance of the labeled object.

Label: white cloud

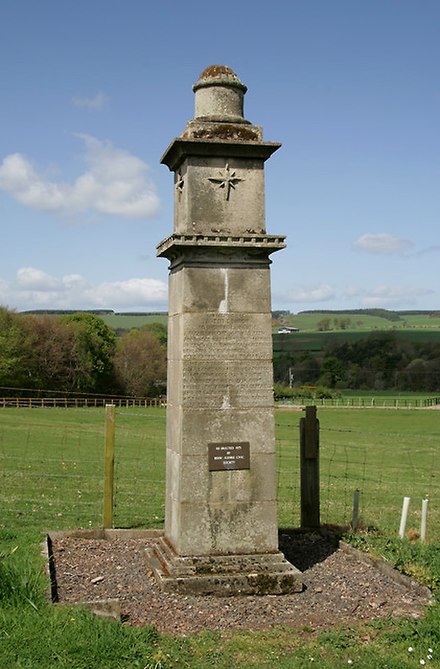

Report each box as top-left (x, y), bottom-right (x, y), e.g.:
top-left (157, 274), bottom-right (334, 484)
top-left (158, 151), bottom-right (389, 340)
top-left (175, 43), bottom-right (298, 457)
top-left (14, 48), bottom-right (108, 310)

top-left (356, 285), bottom-right (433, 308)
top-left (72, 92), bottom-right (109, 110)
top-left (16, 267), bottom-right (63, 291)
top-left (91, 278), bottom-right (168, 307)
top-left (343, 286), bottom-right (362, 298)
top-left (353, 233), bottom-right (413, 255)
top-left (0, 135), bottom-right (160, 220)
top-left (0, 268), bottom-right (168, 311)
top-left (289, 283), bottom-right (334, 303)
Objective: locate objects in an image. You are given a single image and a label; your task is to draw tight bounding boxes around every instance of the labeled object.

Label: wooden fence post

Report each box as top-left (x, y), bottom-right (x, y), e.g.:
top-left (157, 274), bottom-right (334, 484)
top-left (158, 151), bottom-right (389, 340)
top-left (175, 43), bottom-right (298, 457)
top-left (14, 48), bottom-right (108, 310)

top-left (300, 405), bottom-right (320, 528)
top-left (103, 404), bottom-right (115, 529)
top-left (352, 489), bottom-right (361, 531)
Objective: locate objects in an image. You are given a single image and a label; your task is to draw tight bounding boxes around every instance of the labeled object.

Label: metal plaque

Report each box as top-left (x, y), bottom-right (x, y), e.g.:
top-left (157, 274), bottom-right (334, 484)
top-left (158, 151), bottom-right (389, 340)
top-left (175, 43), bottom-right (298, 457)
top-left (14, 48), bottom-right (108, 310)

top-left (208, 442), bottom-right (250, 471)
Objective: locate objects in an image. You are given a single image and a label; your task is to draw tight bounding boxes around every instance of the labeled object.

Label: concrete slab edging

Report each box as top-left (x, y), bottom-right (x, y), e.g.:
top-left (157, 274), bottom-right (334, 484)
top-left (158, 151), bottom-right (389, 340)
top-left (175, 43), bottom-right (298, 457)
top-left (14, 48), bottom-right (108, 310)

top-left (41, 530), bottom-right (433, 622)
top-left (339, 541), bottom-right (433, 600)
top-left (42, 528), bottom-right (164, 621)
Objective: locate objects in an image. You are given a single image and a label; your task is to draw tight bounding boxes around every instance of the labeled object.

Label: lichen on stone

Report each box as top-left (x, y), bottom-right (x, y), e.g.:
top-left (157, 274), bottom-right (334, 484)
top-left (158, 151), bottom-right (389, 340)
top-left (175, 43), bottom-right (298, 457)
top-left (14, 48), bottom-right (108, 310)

top-left (198, 65), bottom-right (238, 80)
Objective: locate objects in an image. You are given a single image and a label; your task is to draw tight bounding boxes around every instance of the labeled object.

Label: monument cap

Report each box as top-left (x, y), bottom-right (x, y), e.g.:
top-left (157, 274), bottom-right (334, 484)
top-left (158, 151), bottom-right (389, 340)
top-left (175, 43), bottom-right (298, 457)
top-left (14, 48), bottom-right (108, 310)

top-left (192, 65), bottom-right (247, 93)
top-left (192, 64), bottom-right (247, 122)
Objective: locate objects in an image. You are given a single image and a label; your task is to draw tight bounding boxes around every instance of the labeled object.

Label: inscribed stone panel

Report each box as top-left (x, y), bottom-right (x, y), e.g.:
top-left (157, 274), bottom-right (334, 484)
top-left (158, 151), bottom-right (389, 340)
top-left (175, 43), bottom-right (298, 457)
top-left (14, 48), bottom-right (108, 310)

top-left (181, 359), bottom-right (273, 408)
top-left (166, 355), bottom-right (183, 407)
top-left (182, 313), bottom-right (272, 360)
top-left (167, 314), bottom-right (184, 362)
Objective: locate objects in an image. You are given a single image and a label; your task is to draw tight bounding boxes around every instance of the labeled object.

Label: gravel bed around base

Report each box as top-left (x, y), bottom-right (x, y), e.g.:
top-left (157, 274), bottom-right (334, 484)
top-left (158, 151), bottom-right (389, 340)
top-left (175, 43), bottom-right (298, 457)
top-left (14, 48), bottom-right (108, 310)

top-left (49, 529), bottom-right (432, 636)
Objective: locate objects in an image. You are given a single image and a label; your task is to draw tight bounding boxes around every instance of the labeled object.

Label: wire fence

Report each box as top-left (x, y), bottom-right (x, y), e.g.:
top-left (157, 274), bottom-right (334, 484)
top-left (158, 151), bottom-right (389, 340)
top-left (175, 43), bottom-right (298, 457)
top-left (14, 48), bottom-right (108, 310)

top-left (277, 396), bottom-right (440, 409)
top-left (0, 396), bottom-right (165, 409)
top-left (276, 411), bottom-right (440, 538)
top-left (1, 404), bottom-right (439, 540)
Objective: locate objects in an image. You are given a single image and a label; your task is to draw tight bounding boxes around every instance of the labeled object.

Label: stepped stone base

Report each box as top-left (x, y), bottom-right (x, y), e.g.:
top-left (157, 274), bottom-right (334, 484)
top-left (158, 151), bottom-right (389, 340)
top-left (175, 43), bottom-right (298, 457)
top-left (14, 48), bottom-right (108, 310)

top-left (145, 536), bottom-right (303, 596)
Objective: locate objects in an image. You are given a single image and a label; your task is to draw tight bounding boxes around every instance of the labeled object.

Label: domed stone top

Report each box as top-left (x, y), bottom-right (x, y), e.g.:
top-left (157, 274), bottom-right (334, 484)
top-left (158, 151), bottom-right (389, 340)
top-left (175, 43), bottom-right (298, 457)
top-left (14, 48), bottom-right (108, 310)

top-left (192, 64), bottom-right (247, 122)
top-left (193, 65), bottom-right (247, 93)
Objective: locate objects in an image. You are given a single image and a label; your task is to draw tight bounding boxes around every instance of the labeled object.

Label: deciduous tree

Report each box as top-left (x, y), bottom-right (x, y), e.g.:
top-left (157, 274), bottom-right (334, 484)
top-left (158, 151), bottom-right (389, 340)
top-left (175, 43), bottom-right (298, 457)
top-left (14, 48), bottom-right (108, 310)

top-left (61, 313), bottom-right (117, 392)
top-left (113, 329), bottom-right (166, 397)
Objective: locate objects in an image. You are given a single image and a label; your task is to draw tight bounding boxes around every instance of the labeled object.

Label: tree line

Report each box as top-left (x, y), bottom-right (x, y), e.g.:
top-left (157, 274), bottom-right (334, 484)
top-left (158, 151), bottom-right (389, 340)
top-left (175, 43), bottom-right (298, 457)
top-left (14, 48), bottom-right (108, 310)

top-left (274, 331), bottom-right (440, 392)
top-left (2, 308), bottom-right (440, 397)
top-left (0, 307), bottom-right (166, 397)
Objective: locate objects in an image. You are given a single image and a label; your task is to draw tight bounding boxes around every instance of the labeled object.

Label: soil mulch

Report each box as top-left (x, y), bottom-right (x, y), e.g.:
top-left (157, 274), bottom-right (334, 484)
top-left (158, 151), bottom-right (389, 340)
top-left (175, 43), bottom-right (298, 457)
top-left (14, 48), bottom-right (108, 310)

top-left (49, 529), bottom-right (432, 636)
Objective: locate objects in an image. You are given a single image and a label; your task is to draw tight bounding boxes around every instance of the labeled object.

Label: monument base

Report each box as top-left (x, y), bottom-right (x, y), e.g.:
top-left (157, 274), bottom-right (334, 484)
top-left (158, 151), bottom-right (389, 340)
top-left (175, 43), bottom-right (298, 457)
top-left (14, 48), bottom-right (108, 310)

top-left (146, 536), bottom-right (303, 596)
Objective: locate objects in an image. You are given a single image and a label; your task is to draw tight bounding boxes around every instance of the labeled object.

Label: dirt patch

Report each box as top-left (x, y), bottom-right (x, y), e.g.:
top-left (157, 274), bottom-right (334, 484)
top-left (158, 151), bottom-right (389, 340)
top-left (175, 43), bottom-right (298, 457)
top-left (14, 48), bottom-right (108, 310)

top-left (48, 528), bottom-right (432, 636)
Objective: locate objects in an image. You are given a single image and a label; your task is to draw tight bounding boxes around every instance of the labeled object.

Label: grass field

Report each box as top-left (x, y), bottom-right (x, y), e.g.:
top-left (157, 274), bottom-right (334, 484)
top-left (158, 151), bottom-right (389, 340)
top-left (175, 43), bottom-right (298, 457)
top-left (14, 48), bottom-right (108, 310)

top-left (37, 309), bottom-right (440, 335)
top-left (1, 405), bottom-right (440, 667)
top-left (277, 311), bottom-right (440, 332)
top-left (276, 408), bottom-right (440, 536)
top-left (273, 329), bottom-right (440, 358)
top-left (99, 313), bottom-right (168, 330)
top-left (2, 406), bottom-right (439, 535)
top-left (277, 391), bottom-right (439, 409)
top-left (0, 407), bottom-right (167, 532)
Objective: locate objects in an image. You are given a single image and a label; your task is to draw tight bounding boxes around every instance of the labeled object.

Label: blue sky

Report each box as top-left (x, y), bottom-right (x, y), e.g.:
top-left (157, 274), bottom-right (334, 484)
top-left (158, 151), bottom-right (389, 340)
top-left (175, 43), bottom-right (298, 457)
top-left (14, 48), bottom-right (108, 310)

top-left (1, 0), bottom-right (438, 313)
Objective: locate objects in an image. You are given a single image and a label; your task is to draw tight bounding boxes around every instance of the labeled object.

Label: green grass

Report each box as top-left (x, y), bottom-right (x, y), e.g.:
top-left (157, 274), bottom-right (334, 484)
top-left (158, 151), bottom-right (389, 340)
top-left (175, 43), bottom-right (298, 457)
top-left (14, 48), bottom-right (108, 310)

top-left (0, 407), bottom-right (167, 531)
top-left (1, 406), bottom-right (440, 667)
top-left (273, 329), bottom-right (440, 358)
top-left (1, 572), bottom-right (439, 667)
top-left (278, 312), bottom-right (402, 332)
top-left (276, 311), bottom-right (440, 333)
top-left (275, 408), bottom-right (440, 536)
top-left (339, 390), bottom-right (434, 398)
top-left (402, 314), bottom-right (440, 328)
top-left (28, 308), bottom-right (440, 336)
top-left (277, 391), bottom-right (439, 408)
top-left (1, 405), bottom-right (439, 536)
top-left (99, 313), bottom-right (168, 330)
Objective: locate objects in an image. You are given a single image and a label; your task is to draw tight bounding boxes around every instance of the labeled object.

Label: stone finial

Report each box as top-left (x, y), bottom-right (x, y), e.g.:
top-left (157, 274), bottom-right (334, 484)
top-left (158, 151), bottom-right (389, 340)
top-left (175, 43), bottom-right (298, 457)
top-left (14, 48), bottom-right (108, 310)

top-left (192, 64), bottom-right (247, 123)
top-left (193, 65), bottom-right (247, 92)
top-left (177, 65), bottom-right (263, 142)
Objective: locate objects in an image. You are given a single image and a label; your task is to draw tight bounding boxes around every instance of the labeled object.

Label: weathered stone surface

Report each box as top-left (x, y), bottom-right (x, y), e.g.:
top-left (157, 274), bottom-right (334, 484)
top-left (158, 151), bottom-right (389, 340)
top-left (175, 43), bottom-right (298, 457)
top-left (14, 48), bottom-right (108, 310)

top-left (192, 65), bottom-right (247, 122)
top-left (179, 267), bottom-right (272, 314)
top-left (146, 536), bottom-right (302, 596)
top-left (152, 65), bottom-right (300, 593)
top-left (181, 313), bottom-right (272, 358)
top-left (177, 407), bottom-right (276, 455)
top-left (166, 453), bottom-right (276, 505)
top-left (173, 158), bottom-right (266, 236)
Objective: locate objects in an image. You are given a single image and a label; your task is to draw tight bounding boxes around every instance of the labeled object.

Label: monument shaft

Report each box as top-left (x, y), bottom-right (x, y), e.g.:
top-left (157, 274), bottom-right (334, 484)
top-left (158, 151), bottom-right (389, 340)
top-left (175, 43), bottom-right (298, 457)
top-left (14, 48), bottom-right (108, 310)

top-left (151, 66), bottom-right (301, 594)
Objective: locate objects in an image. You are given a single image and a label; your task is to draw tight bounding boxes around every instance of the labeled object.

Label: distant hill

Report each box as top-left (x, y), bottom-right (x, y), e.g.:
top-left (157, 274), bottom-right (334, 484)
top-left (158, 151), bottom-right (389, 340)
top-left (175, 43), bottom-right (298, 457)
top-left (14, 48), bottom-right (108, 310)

top-left (273, 309), bottom-right (440, 333)
top-left (20, 308), bottom-right (440, 336)
top-left (272, 309), bottom-right (440, 364)
top-left (20, 309), bottom-right (168, 331)
top-left (21, 310), bottom-right (166, 317)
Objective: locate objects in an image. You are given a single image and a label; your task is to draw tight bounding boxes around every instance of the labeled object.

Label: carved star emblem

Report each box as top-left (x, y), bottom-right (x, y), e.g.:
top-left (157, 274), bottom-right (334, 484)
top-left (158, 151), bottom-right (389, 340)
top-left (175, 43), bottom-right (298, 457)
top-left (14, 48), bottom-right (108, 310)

top-left (208, 163), bottom-right (244, 200)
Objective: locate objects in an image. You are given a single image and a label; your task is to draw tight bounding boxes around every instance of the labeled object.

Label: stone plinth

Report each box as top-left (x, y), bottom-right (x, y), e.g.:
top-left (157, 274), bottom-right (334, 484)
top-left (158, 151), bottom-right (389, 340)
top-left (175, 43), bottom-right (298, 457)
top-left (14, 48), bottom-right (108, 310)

top-left (148, 65), bottom-right (301, 594)
top-left (146, 536), bottom-right (302, 596)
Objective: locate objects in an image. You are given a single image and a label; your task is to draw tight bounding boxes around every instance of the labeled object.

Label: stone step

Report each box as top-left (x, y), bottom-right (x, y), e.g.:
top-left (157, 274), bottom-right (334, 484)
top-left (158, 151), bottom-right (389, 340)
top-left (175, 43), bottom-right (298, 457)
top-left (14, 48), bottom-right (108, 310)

top-left (145, 538), bottom-right (303, 596)
top-left (148, 537), bottom-right (298, 577)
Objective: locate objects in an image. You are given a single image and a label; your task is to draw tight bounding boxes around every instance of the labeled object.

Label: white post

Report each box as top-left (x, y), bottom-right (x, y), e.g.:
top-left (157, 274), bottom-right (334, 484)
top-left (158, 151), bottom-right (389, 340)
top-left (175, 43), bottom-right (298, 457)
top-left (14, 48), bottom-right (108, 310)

top-left (399, 496), bottom-right (410, 539)
top-left (420, 498), bottom-right (429, 543)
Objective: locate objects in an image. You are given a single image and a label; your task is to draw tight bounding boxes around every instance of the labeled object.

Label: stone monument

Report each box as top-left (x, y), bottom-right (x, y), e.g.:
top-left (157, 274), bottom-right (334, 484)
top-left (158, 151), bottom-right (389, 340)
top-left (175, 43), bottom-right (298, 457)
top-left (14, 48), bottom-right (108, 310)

top-left (147, 65), bottom-right (302, 594)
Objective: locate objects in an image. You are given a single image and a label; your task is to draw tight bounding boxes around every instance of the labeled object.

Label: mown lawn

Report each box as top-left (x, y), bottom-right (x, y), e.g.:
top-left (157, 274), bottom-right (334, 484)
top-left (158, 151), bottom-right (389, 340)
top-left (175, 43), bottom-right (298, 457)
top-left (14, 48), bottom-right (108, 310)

top-left (1, 405), bottom-right (439, 667)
